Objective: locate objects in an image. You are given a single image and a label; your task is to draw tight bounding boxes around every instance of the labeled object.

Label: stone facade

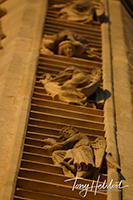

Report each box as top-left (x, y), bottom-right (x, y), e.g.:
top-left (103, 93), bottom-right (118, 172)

top-left (0, 0), bottom-right (132, 200)
top-left (0, 0), bottom-right (48, 199)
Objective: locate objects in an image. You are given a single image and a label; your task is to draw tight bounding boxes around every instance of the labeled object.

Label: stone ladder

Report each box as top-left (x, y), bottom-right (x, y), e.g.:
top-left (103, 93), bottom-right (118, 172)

top-left (13, 0), bottom-right (107, 199)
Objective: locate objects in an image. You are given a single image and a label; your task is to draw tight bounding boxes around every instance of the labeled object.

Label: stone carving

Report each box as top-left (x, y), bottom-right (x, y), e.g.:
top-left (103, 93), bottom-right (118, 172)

top-left (51, 0), bottom-right (105, 23)
top-left (40, 66), bottom-right (104, 108)
top-left (40, 29), bottom-right (101, 60)
top-left (43, 126), bottom-right (121, 178)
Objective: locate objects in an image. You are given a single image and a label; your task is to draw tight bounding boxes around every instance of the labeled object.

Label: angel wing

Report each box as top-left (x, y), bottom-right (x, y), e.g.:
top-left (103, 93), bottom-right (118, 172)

top-left (91, 136), bottom-right (106, 169)
top-left (80, 68), bottom-right (102, 97)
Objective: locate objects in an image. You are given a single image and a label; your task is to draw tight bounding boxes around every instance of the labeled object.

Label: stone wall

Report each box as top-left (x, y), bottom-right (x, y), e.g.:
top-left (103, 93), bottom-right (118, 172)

top-left (0, 0), bottom-right (48, 199)
top-left (121, 4), bottom-right (133, 111)
top-left (108, 1), bottom-right (133, 200)
top-left (0, 0), bottom-right (132, 200)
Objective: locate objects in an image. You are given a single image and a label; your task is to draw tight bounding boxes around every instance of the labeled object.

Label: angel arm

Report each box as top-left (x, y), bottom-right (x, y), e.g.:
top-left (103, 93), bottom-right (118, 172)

top-left (40, 46), bottom-right (54, 55)
top-left (52, 133), bottom-right (90, 151)
top-left (44, 138), bottom-right (57, 145)
top-left (52, 4), bottom-right (66, 9)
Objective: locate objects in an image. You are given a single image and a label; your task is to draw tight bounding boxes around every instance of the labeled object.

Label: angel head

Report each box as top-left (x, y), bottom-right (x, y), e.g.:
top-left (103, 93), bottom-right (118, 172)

top-left (58, 40), bottom-right (76, 57)
top-left (59, 126), bottom-right (79, 141)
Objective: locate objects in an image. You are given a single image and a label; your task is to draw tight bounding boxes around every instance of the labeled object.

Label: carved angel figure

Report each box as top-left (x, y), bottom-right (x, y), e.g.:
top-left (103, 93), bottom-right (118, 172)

top-left (40, 29), bottom-right (101, 60)
top-left (43, 126), bottom-right (121, 178)
top-left (52, 0), bottom-right (105, 23)
top-left (40, 66), bottom-right (104, 107)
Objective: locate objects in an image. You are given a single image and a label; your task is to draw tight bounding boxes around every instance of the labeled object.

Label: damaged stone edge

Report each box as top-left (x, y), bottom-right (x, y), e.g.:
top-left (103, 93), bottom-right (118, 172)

top-left (102, 0), bottom-right (121, 200)
top-left (0, 0), bottom-right (48, 199)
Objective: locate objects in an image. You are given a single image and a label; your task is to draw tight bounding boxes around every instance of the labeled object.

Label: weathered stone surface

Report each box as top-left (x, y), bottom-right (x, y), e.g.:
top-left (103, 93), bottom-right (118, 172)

top-left (121, 2), bottom-right (133, 111)
top-left (44, 126), bottom-right (120, 178)
top-left (51, 0), bottom-right (105, 23)
top-left (40, 66), bottom-right (103, 107)
top-left (0, 0), bottom-right (48, 199)
top-left (41, 29), bottom-right (101, 60)
top-left (108, 1), bottom-right (133, 200)
top-left (0, 1), bottom-right (132, 200)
